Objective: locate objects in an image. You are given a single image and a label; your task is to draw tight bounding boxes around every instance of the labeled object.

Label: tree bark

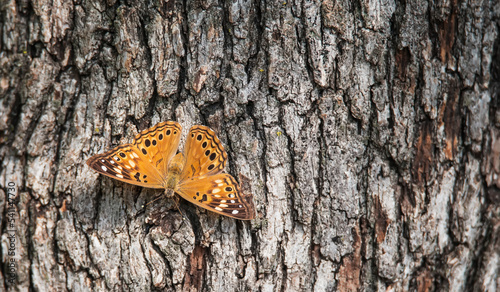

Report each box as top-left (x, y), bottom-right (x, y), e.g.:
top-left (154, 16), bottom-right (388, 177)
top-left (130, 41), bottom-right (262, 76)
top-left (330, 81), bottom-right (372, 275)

top-left (1, 0), bottom-right (499, 291)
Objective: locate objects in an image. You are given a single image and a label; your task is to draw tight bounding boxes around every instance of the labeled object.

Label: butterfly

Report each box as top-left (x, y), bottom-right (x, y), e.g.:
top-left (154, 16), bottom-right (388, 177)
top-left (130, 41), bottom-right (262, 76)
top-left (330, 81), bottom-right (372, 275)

top-left (86, 121), bottom-right (255, 220)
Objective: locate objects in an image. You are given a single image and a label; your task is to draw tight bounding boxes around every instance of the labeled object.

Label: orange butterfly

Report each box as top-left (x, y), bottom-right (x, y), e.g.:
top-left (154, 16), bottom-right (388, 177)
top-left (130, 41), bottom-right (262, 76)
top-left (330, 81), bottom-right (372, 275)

top-left (87, 121), bottom-right (255, 220)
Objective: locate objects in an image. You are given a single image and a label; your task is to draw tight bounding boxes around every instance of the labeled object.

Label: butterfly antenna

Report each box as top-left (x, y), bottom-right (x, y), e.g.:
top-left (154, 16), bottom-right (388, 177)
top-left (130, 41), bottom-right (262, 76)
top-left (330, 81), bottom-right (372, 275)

top-left (142, 192), bottom-right (186, 221)
top-left (173, 196), bottom-right (186, 220)
top-left (143, 194), bottom-right (165, 207)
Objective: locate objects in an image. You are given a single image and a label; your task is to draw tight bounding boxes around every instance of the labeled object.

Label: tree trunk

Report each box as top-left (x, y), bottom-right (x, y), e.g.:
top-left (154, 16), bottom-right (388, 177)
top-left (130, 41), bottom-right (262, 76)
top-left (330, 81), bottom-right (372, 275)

top-left (1, 0), bottom-right (499, 291)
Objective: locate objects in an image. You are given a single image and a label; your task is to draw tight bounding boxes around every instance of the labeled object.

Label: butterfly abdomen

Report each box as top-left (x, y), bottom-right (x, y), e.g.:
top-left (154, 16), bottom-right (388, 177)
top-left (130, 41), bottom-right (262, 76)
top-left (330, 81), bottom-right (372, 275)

top-left (165, 153), bottom-right (186, 190)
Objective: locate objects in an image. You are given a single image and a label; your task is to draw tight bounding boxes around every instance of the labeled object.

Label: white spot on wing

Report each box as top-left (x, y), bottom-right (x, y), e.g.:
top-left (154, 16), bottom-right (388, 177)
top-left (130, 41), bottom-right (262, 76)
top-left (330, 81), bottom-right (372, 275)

top-left (212, 188), bottom-right (221, 194)
top-left (116, 174), bottom-right (124, 179)
top-left (228, 194), bottom-right (235, 198)
top-left (214, 194), bottom-right (221, 198)
top-left (215, 179), bottom-right (222, 183)
top-left (219, 204), bottom-right (228, 208)
top-left (231, 200), bottom-right (235, 203)
top-left (101, 166), bottom-right (107, 171)
top-left (232, 210), bottom-right (239, 214)
top-left (114, 168), bottom-right (122, 174)
top-left (110, 160), bottom-right (115, 164)
top-left (133, 152), bottom-right (139, 158)
top-left (129, 160), bottom-right (136, 167)
top-left (101, 159), bottom-right (105, 162)
top-left (220, 200), bottom-right (227, 203)
top-left (215, 207), bottom-right (223, 211)
top-left (217, 183), bottom-right (224, 187)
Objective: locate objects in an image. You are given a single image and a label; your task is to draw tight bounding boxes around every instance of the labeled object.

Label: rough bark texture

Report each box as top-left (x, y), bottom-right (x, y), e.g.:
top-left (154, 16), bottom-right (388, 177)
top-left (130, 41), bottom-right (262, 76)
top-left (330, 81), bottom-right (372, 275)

top-left (1, 0), bottom-right (499, 291)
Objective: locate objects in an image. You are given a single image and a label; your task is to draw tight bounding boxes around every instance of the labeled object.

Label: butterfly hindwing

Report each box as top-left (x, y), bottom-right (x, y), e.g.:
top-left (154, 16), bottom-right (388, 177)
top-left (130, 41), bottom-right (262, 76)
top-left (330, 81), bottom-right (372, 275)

top-left (86, 144), bottom-right (165, 188)
top-left (180, 125), bottom-right (227, 180)
top-left (132, 121), bottom-right (182, 176)
top-left (175, 173), bottom-right (255, 220)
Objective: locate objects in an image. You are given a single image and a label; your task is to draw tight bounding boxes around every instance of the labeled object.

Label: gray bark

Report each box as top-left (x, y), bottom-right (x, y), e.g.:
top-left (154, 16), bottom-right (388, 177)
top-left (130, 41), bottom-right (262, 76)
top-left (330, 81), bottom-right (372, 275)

top-left (1, 0), bottom-right (499, 291)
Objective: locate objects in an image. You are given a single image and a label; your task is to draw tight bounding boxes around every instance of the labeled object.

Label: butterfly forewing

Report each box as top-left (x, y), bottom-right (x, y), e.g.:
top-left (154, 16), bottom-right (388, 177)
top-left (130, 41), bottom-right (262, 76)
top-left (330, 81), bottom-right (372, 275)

top-left (175, 173), bottom-right (255, 220)
top-left (86, 144), bottom-right (165, 188)
top-left (180, 125), bottom-right (227, 181)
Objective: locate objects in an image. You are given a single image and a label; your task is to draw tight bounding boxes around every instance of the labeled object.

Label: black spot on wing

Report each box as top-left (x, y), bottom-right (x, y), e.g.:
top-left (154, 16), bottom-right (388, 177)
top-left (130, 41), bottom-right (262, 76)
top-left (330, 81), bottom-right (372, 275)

top-left (199, 194), bottom-right (208, 203)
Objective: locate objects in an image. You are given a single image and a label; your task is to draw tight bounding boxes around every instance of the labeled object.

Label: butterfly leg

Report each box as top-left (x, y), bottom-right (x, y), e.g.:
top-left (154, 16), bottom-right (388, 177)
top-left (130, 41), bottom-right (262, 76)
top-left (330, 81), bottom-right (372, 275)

top-left (164, 188), bottom-right (185, 219)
